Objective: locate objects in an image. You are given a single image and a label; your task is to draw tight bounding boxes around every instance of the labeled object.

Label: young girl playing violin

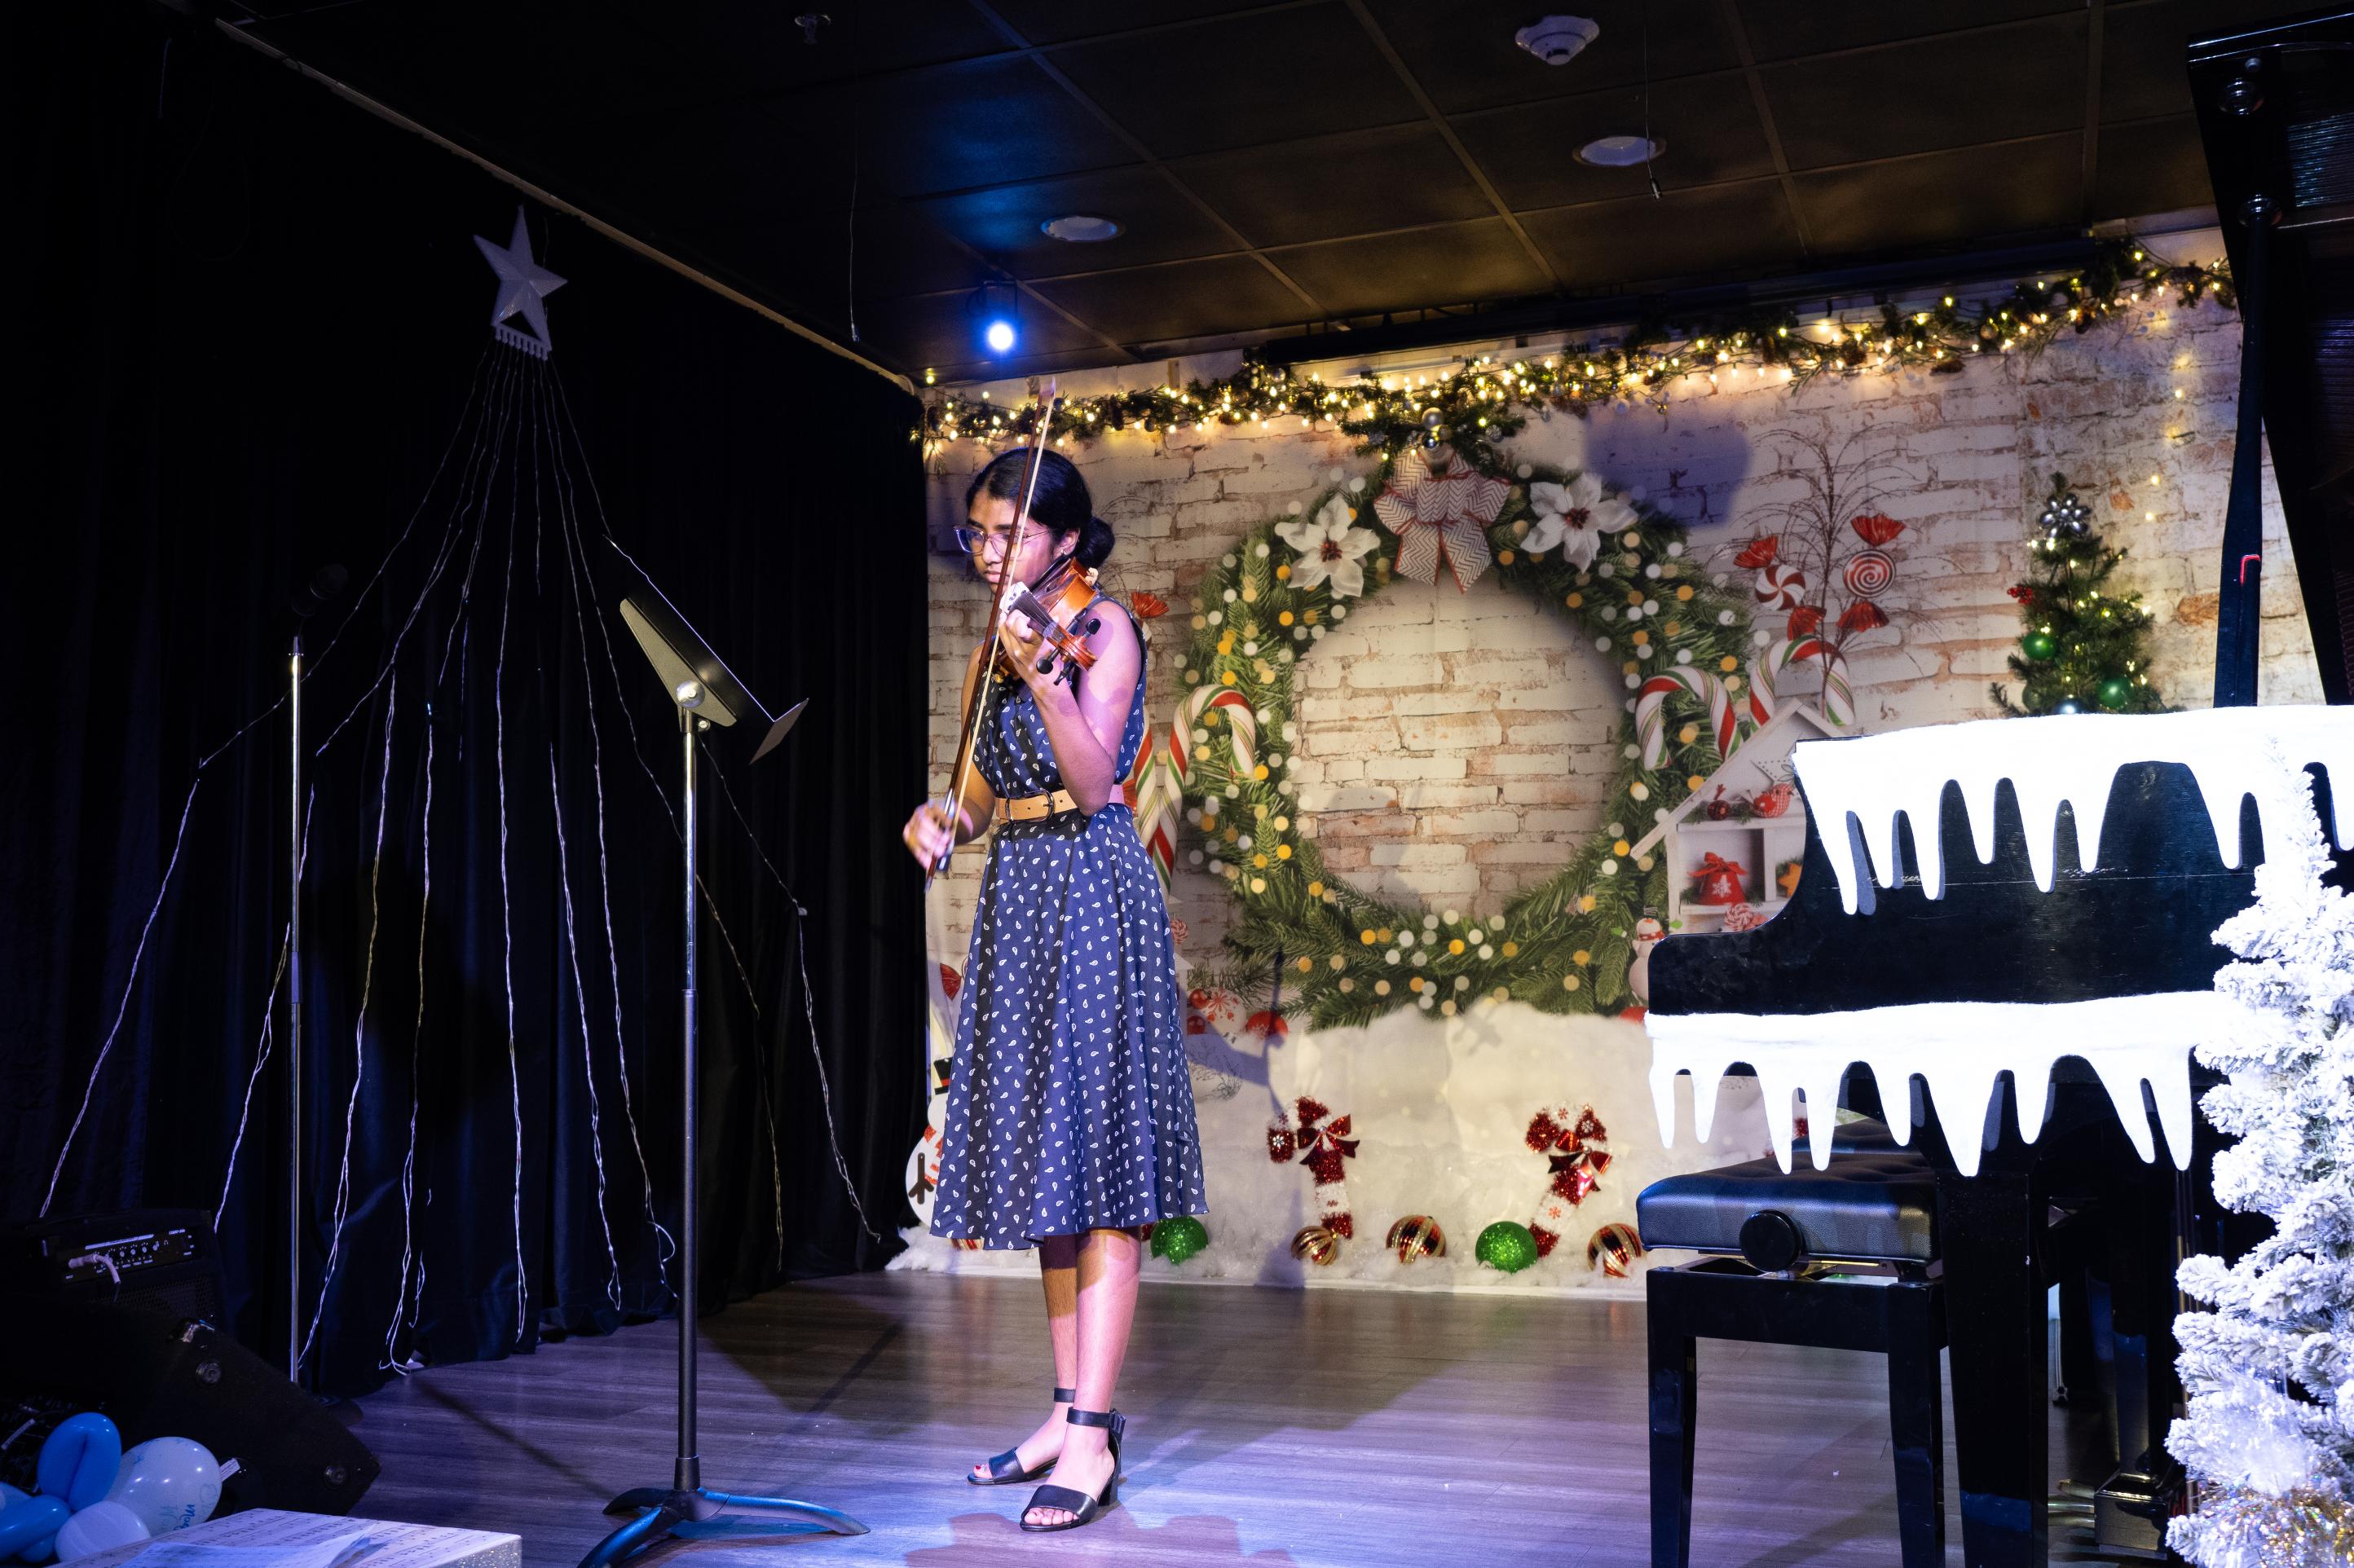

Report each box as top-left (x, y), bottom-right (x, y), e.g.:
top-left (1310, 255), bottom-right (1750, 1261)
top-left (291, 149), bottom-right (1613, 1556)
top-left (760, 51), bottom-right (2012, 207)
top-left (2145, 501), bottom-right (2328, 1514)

top-left (901, 448), bottom-right (1205, 1534)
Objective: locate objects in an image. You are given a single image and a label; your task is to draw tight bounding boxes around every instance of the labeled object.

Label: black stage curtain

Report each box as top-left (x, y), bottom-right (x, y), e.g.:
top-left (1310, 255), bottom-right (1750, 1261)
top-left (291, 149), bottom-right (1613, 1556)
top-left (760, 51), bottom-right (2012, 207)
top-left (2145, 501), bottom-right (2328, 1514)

top-left (4, 2), bottom-right (927, 1394)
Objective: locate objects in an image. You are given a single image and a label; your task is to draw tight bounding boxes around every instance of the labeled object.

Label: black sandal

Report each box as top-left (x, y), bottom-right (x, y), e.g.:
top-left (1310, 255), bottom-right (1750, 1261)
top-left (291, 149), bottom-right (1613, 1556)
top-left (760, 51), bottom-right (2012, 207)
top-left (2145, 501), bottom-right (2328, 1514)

top-left (1019, 1407), bottom-right (1124, 1533)
top-left (967, 1386), bottom-right (1077, 1486)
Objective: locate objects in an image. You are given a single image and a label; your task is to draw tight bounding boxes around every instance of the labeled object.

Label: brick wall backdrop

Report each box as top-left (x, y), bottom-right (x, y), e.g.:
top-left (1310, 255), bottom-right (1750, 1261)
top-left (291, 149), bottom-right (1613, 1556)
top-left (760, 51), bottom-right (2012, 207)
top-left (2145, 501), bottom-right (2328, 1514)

top-left (918, 288), bottom-right (2315, 965)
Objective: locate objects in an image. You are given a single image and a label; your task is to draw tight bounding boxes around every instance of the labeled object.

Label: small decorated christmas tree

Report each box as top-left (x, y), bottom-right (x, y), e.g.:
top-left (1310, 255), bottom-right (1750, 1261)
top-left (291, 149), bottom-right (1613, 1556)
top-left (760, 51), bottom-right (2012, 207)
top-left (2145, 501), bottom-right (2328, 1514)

top-left (1993, 473), bottom-right (2165, 715)
top-left (2167, 755), bottom-right (2354, 1566)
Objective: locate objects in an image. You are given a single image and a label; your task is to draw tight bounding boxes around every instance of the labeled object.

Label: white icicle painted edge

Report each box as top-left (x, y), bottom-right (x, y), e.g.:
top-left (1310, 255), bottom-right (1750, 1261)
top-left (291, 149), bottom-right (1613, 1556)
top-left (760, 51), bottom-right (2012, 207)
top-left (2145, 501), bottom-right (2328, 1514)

top-left (1792, 707), bottom-right (2354, 914)
top-left (1646, 991), bottom-right (2236, 1176)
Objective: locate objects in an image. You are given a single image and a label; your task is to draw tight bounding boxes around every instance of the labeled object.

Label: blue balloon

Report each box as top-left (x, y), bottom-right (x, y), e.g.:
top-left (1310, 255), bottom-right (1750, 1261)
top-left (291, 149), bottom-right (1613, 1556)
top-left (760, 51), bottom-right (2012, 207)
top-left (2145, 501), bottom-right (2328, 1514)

top-left (36, 1415), bottom-right (121, 1511)
top-left (0, 1497), bottom-right (68, 1561)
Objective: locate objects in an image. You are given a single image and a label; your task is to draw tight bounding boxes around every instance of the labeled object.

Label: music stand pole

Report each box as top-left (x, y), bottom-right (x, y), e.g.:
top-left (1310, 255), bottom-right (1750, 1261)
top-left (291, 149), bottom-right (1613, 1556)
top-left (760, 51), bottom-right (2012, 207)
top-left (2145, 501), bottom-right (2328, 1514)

top-left (577, 579), bottom-right (860, 1568)
top-left (288, 632), bottom-right (305, 1388)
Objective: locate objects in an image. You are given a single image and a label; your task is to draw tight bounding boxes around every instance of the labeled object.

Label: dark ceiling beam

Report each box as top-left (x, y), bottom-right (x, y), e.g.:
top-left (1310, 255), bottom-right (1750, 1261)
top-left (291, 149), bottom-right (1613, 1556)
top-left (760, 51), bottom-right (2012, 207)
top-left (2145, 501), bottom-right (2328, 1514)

top-left (2083, 0), bottom-right (2107, 221)
top-left (1719, 0), bottom-right (1814, 258)
top-left (1252, 233), bottom-right (2112, 367)
top-left (957, 0), bottom-right (1334, 333)
top-left (1337, 0), bottom-right (1564, 293)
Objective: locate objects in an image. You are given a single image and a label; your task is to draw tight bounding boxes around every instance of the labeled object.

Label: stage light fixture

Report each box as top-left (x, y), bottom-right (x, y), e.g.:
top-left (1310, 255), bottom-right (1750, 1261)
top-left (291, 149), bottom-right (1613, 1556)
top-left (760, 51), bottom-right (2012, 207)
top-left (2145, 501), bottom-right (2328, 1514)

top-left (971, 279), bottom-right (1021, 356)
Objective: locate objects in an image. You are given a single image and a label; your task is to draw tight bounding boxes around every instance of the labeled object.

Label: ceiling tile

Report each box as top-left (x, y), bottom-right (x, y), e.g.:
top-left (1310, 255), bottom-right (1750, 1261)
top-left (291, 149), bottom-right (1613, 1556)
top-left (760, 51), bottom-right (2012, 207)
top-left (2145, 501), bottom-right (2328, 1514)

top-left (2092, 112), bottom-right (2214, 219)
top-left (1734, 0), bottom-right (2078, 64)
top-left (1792, 134), bottom-right (2082, 252)
top-left (1761, 14), bottom-right (2087, 170)
top-left (1358, 0), bottom-right (1739, 116)
top-left (919, 166), bottom-right (1240, 278)
top-left (1171, 125), bottom-right (1492, 249)
top-left (1046, 4), bottom-right (1422, 158)
top-left (850, 56), bottom-right (1140, 198)
top-left (1264, 219), bottom-right (1551, 315)
top-left (1030, 255), bottom-right (1314, 344)
top-left (1518, 181), bottom-right (1802, 288)
top-left (2101, 0), bottom-right (2320, 126)
top-left (987, 1), bottom-right (1269, 47)
top-left (1454, 73), bottom-right (1775, 210)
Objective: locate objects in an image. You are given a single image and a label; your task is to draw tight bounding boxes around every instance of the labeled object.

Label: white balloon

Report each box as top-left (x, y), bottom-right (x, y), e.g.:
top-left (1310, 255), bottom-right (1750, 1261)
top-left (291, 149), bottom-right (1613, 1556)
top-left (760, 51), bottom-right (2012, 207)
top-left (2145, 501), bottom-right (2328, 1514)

top-left (102, 1438), bottom-right (221, 1536)
top-left (52, 1503), bottom-right (147, 1563)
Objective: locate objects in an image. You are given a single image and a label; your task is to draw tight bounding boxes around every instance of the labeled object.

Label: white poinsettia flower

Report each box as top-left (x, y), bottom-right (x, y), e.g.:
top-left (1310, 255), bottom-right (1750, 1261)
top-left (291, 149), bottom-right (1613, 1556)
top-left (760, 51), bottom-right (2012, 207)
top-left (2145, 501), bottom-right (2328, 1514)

top-left (1276, 494), bottom-right (1382, 598)
top-left (1521, 473), bottom-right (1633, 570)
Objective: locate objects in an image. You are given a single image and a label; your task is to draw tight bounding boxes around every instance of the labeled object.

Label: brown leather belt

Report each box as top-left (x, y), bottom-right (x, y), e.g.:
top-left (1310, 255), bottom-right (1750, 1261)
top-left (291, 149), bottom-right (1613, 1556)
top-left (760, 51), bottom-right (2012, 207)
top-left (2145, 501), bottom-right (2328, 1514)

top-left (999, 784), bottom-right (1125, 822)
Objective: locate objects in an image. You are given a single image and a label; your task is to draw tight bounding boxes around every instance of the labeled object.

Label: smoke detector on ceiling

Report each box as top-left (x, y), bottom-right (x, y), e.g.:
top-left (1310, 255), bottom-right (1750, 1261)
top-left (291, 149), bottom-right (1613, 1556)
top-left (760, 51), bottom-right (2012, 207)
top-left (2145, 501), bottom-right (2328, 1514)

top-left (1514, 15), bottom-right (1599, 65)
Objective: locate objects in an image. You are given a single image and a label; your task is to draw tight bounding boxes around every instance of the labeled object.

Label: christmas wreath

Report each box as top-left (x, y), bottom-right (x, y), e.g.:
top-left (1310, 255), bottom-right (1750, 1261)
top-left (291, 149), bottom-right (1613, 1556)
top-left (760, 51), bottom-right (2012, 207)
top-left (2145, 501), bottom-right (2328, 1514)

top-left (1142, 447), bottom-right (1790, 1026)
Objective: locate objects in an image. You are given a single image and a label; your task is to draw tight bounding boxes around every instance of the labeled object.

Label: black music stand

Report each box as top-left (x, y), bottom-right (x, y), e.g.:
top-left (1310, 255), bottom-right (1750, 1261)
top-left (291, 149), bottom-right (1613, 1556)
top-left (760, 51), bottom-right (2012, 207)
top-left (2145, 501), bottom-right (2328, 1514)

top-left (578, 557), bottom-right (862, 1568)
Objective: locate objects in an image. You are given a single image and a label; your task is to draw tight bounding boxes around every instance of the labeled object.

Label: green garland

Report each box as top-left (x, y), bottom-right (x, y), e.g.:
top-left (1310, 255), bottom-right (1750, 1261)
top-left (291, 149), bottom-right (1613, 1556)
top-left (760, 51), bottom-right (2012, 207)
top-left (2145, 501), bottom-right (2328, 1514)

top-left (918, 237), bottom-right (2232, 460)
top-left (1174, 464), bottom-right (1756, 1027)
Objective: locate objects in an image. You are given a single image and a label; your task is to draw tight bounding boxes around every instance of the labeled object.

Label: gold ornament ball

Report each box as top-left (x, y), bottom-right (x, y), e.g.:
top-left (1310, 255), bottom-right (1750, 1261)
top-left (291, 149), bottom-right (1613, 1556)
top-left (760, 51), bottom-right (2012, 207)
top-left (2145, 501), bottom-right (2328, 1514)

top-left (1291, 1225), bottom-right (1341, 1266)
top-left (1385, 1214), bottom-right (1447, 1263)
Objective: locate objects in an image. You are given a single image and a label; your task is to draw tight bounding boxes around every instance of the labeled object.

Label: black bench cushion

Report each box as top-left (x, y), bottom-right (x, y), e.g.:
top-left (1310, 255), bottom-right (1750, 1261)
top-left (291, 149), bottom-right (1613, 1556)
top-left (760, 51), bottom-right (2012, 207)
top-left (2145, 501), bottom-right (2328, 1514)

top-left (1635, 1121), bottom-right (1937, 1262)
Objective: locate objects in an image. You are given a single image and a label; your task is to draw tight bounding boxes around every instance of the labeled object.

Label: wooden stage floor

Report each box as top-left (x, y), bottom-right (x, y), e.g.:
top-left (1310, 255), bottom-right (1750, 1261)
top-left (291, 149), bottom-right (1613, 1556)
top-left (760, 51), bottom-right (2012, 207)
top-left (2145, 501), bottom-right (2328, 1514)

top-left (352, 1270), bottom-right (2111, 1567)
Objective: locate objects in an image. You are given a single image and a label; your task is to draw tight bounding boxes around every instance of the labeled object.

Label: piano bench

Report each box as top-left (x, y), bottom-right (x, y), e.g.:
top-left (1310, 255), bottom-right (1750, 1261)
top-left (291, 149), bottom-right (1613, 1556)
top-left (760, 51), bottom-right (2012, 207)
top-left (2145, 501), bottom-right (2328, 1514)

top-left (1633, 1135), bottom-right (1937, 1265)
top-left (1637, 1136), bottom-right (1946, 1568)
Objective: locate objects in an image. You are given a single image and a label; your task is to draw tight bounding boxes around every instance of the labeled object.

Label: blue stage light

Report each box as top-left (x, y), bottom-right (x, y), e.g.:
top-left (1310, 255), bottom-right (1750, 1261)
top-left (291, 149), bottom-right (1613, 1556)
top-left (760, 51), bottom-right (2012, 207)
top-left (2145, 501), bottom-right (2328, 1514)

top-left (985, 318), bottom-right (1016, 354)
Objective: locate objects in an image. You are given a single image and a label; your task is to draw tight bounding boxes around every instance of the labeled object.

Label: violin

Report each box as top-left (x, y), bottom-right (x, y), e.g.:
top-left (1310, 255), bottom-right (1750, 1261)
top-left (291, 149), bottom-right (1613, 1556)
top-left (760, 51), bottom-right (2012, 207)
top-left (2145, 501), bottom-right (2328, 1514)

top-left (988, 552), bottom-right (1105, 689)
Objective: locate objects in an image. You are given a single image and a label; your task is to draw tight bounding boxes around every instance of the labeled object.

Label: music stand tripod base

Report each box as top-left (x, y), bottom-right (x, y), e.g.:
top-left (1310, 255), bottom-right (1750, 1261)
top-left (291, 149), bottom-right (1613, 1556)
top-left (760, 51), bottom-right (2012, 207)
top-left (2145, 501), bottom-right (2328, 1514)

top-left (576, 569), bottom-right (855, 1566)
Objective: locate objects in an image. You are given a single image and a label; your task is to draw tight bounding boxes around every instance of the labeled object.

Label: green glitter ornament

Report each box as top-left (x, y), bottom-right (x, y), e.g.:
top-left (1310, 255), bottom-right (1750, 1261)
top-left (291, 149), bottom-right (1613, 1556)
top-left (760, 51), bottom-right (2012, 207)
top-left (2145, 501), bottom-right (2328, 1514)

top-left (1149, 1216), bottom-right (1209, 1266)
top-left (1475, 1220), bottom-right (1539, 1274)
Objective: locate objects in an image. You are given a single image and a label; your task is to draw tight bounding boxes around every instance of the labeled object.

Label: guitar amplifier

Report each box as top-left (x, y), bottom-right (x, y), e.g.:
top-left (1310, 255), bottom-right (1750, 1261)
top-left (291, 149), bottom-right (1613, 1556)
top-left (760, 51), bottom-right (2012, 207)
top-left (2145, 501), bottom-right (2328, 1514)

top-left (0, 1209), bottom-right (227, 1325)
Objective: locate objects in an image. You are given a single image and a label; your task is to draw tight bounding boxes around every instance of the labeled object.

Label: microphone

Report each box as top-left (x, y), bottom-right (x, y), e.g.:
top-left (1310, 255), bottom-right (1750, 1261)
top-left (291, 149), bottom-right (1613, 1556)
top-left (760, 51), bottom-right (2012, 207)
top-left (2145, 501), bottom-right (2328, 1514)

top-left (292, 564), bottom-right (349, 620)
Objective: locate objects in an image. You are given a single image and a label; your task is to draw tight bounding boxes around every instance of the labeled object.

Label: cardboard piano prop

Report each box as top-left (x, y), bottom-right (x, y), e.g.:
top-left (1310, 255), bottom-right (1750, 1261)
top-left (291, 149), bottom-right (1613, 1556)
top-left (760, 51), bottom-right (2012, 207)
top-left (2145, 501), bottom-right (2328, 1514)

top-left (1643, 710), bottom-right (2354, 1568)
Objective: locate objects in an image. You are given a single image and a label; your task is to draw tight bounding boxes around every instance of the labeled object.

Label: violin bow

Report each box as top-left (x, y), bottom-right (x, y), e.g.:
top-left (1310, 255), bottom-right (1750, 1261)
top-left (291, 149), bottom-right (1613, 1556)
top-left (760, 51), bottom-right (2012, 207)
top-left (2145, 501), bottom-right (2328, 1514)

top-left (926, 383), bottom-right (1060, 889)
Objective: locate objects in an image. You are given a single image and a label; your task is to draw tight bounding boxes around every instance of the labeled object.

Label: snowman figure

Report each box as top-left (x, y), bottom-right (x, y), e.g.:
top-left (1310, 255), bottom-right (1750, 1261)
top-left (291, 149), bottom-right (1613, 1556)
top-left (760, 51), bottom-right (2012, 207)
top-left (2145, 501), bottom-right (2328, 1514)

top-left (1625, 914), bottom-right (1668, 1008)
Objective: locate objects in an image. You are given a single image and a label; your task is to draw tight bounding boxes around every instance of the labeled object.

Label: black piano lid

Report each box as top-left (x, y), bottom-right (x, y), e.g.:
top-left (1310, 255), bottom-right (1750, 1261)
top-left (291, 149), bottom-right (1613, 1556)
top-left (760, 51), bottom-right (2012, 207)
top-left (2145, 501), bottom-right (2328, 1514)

top-left (1646, 757), bottom-right (2353, 1018)
top-left (2192, 10), bottom-right (2354, 701)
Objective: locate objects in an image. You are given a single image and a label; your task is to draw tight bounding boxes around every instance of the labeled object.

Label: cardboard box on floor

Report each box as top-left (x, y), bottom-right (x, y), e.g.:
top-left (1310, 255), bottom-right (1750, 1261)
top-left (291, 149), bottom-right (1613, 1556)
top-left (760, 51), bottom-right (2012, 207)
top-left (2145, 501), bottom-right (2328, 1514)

top-left (68, 1509), bottom-right (518, 1568)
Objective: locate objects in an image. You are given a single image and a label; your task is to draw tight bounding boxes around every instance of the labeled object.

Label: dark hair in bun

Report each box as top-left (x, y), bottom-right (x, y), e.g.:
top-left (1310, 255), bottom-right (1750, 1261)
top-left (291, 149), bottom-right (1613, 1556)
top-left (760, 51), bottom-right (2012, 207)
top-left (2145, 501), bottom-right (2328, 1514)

top-left (968, 447), bottom-right (1116, 568)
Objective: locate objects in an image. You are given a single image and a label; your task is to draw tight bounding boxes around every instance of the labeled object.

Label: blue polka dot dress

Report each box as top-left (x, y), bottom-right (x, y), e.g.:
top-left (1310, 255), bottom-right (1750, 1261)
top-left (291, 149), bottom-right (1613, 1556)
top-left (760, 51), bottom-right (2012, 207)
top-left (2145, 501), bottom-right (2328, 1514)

top-left (930, 598), bottom-right (1206, 1250)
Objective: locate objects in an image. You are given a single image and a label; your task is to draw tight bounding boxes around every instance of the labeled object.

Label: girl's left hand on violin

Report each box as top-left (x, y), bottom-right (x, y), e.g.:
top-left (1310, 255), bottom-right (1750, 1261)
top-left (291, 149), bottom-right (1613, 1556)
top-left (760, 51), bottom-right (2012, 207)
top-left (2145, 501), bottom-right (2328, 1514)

top-left (995, 607), bottom-right (1064, 697)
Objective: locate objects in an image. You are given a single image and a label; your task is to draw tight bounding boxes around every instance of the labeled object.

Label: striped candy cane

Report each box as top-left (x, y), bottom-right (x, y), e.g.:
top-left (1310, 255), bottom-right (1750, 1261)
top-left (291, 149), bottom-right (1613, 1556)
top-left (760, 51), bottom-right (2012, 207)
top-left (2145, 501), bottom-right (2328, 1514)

top-left (1774, 635), bottom-right (1854, 727)
top-left (1633, 658), bottom-right (1778, 769)
top-left (1181, 684), bottom-right (1260, 777)
top-left (1126, 711), bottom-right (1188, 888)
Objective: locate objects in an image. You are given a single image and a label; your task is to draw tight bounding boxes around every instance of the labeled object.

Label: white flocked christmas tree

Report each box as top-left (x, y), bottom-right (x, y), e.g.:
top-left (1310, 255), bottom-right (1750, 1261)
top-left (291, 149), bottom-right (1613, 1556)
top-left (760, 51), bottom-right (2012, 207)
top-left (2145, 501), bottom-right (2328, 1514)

top-left (2169, 748), bottom-right (2354, 1566)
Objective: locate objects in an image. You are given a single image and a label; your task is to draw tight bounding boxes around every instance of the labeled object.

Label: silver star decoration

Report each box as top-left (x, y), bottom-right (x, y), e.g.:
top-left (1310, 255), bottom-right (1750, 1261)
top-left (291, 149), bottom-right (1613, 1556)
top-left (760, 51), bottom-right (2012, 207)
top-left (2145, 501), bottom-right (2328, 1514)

top-left (474, 206), bottom-right (566, 355)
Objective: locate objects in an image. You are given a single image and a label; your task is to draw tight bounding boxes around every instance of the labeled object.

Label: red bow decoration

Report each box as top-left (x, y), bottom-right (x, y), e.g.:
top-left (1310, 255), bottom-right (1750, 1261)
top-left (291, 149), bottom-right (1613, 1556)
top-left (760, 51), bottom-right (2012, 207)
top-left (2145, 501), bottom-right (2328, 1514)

top-left (1525, 1106), bottom-right (1611, 1256)
top-left (1692, 852), bottom-right (1746, 880)
top-left (1734, 534), bottom-right (1781, 570)
top-left (1850, 513), bottom-right (1905, 547)
top-left (1294, 1097), bottom-right (1359, 1186)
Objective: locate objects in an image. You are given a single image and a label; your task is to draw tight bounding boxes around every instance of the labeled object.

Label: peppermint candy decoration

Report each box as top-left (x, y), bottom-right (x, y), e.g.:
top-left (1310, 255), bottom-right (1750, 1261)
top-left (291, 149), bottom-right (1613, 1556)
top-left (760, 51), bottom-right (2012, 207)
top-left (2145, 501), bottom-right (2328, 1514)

top-left (1753, 562), bottom-right (1806, 610)
top-left (1842, 548), bottom-right (1894, 597)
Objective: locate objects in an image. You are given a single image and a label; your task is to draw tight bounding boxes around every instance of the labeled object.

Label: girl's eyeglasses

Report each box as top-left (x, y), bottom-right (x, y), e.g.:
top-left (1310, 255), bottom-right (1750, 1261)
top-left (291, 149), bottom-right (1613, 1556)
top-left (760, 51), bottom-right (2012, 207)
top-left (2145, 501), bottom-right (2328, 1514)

top-left (952, 526), bottom-right (1016, 554)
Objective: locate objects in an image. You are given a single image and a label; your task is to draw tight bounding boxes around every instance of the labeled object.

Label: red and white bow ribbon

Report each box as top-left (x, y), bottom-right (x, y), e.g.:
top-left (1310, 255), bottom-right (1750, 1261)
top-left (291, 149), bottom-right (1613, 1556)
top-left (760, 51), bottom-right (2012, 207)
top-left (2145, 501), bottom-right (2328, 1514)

top-left (1271, 1095), bottom-right (1358, 1238)
top-left (1525, 1105), bottom-right (1611, 1257)
top-left (1371, 449), bottom-right (1507, 592)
